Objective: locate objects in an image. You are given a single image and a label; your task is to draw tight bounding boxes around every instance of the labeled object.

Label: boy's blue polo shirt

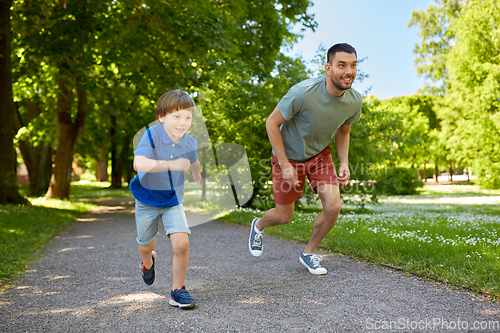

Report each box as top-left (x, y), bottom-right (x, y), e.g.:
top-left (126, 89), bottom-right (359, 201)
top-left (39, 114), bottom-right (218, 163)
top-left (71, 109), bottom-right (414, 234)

top-left (129, 124), bottom-right (198, 208)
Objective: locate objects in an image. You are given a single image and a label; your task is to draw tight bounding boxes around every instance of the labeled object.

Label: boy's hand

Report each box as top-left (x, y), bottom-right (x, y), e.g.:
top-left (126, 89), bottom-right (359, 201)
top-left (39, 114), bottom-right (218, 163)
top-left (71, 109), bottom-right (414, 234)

top-left (193, 172), bottom-right (202, 185)
top-left (168, 158), bottom-right (191, 172)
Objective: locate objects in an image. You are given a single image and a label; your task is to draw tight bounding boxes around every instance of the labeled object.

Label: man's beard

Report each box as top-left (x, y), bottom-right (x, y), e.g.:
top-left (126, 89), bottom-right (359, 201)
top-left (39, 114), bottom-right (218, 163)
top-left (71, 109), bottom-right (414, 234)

top-left (331, 75), bottom-right (354, 91)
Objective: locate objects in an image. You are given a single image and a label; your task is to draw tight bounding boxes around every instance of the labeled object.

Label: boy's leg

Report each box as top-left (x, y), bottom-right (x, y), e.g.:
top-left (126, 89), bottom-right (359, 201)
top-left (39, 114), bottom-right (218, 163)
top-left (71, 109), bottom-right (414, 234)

top-left (304, 184), bottom-right (342, 253)
top-left (169, 232), bottom-right (189, 290)
top-left (168, 232), bottom-right (195, 309)
top-left (135, 200), bottom-right (160, 276)
top-left (139, 238), bottom-right (156, 269)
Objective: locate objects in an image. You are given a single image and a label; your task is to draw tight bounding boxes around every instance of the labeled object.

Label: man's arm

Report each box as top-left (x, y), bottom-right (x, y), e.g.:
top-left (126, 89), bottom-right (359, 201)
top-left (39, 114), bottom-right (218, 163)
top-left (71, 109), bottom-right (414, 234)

top-left (335, 124), bottom-right (351, 185)
top-left (266, 107), bottom-right (299, 186)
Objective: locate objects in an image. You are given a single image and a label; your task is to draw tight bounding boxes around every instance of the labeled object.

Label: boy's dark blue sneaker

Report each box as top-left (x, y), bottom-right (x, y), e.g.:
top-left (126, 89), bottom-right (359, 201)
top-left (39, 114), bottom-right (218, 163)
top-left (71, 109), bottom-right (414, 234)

top-left (249, 217), bottom-right (263, 257)
top-left (169, 286), bottom-right (196, 309)
top-left (141, 251), bottom-right (156, 285)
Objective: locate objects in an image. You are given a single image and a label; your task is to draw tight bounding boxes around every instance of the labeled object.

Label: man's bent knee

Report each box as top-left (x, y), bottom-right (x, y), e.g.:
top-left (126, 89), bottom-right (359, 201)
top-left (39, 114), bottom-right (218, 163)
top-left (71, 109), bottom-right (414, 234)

top-left (323, 201), bottom-right (342, 217)
top-left (275, 204), bottom-right (294, 224)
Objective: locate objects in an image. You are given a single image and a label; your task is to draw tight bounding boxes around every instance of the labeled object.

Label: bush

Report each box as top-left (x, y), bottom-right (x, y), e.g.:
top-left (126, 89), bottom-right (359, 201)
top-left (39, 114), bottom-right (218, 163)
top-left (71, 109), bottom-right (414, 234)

top-left (376, 167), bottom-right (423, 195)
top-left (478, 165), bottom-right (500, 189)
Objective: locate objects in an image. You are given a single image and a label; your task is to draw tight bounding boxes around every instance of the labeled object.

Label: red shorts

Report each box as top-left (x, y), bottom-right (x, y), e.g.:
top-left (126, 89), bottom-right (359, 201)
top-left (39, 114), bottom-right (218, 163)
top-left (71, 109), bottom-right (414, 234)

top-left (272, 146), bottom-right (338, 205)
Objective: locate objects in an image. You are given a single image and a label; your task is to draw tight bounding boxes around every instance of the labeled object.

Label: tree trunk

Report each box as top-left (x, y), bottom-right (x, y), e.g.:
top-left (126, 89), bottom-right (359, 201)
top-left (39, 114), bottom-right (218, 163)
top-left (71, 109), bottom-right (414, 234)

top-left (423, 162), bottom-right (427, 182)
top-left (0, 0), bottom-right (28, 205)
top-left (109, 113), bottom-right (120, 188)
top-left (110, 156), bottom-right (122, 188)
top-left (126, 171), bottom-right (133, 185)
top-left (201, 150), bottom-right (206, 201)
top-left (31, 145), bottom-right (53, 196)
top-left (46, 77), bottom-right (86, 199)
top-left (96, 147), bottom-right (108, 182)
top-left (447, 162), bottom-right (453, 182)
top-left (111, 133), bottom-right (130, 188)
top-left (434, 160), bottom-right (439, 183)
top-left (14, 100), bottom-right (53, 196)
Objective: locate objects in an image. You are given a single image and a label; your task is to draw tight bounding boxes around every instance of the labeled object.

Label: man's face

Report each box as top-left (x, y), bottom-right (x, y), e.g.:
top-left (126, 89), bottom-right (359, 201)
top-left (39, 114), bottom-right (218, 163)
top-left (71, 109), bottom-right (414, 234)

top-left (325, 52), bottom-right (357, 91)
top-left (159, 109), bottom-right (193, 142)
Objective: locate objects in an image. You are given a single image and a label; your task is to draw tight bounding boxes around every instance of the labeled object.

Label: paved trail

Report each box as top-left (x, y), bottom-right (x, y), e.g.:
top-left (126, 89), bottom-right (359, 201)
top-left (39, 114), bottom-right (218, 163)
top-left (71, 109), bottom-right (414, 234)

top-left (1, 198), bottom-right (499, 332)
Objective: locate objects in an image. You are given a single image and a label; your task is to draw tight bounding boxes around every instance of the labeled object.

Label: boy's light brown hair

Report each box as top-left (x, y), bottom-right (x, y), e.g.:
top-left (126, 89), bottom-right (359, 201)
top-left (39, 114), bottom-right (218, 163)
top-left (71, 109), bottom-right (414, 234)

top-left (156, 90), bottom-right (196, 119)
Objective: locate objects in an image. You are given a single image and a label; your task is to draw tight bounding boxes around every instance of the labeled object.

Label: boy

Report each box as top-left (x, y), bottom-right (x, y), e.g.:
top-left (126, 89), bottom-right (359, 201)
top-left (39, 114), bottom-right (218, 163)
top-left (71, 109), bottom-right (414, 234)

top-left (130, 90), bottom-right (202, 308)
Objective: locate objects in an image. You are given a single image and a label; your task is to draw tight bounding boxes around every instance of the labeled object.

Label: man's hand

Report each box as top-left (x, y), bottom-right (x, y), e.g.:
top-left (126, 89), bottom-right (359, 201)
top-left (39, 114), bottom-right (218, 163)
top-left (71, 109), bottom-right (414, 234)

top-left (168, 158), bottom-right (191, 172)
top-left (192, 172), bottom-right (202, 185)
top-left (338, 163), bottom-right (350, 185)
top-left (281, 162), bottom-right (300, 187)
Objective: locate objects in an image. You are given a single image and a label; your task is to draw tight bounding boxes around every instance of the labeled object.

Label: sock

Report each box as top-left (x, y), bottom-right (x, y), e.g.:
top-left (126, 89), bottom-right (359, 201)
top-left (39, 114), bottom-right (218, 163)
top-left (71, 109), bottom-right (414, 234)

top-left (303, 252), bottom-right (313, 256)
top-left (254, 224), bottom-right (263, 234)
top-left (142, 264), bottom-right (151, 271)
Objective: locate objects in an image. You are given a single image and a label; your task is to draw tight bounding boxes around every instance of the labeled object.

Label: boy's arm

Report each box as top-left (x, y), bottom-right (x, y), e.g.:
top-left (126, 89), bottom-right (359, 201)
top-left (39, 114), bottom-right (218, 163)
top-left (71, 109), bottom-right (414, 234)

top-left (190, 159), bottom-right (202, 184)
top-left (335, 124), bottom-right (351, 185)
top-left (134, 155), bottom-right (190, 173)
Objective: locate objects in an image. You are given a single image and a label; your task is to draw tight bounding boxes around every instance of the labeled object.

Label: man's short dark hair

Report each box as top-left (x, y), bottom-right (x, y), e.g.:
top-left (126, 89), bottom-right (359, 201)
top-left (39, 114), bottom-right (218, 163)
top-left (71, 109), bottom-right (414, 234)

top-left (327, 43), bottom-right (357, 63)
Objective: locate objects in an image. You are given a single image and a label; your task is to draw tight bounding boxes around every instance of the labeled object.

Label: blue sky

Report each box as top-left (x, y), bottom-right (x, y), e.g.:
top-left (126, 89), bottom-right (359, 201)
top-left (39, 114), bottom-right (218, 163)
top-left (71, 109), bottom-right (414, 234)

top-left (285, 0), bottom-right (435, 100)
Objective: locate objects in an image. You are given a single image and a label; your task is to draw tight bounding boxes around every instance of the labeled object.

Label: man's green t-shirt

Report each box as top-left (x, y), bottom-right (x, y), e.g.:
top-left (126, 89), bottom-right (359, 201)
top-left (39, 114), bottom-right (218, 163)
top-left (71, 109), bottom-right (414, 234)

top-left (276, 75), bottom-right (363, 162)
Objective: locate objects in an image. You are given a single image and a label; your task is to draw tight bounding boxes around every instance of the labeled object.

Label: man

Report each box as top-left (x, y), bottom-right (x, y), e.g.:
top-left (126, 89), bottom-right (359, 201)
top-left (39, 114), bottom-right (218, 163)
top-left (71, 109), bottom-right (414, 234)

top-left (248, 43), bottom-right (363, 275)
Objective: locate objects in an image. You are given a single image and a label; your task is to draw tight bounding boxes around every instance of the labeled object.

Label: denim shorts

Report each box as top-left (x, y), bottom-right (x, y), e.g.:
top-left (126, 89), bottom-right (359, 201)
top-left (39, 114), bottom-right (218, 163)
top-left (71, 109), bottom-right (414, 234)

top-left (135, 200), bottom-right (191, 245)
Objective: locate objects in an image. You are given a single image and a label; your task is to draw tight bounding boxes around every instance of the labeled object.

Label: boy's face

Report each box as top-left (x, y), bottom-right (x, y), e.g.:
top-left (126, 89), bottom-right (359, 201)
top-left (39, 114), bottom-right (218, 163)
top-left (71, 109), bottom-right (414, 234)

top-left (159, 109), bottom-right (193, 143)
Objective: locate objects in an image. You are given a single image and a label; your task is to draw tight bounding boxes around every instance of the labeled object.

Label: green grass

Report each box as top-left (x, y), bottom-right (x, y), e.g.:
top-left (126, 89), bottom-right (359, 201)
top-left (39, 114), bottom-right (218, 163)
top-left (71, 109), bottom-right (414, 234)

top-left (69, 181), bottom-right (133, 198)
top-left (0, 197), bottom-right (95, 290)
top-left (19, 181), bottom-right (133, 199)
top-left (220, 184), bottom-right (500, 299)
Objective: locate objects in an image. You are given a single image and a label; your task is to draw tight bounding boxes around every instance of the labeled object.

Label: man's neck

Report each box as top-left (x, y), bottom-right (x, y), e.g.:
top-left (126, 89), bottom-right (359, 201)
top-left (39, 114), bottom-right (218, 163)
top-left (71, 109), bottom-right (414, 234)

top-left (325, 76), bottom-right (346, 98)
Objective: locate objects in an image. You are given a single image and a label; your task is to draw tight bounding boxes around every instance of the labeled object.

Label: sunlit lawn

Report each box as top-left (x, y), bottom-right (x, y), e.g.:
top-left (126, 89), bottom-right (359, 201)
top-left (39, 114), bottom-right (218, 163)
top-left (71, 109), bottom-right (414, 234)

top-left (18, 181), bottom-right (133, 199)
top-left (220, 184), bottom-right (500, 299)
top-left (69, 181), bottom-right (133, 198)
top-left (0, 198), bottom-right (95, 289)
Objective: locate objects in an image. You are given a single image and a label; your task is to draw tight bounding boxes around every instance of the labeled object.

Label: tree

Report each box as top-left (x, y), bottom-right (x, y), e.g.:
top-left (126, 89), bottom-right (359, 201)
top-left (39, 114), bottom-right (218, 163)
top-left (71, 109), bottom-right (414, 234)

top-left (0, 0), bottom-right (28, 204)
top-left (74, 0), bottom-right (317, 190)
top-left (444, 0), bottom-right (500, 188)
top-left (11, 0), bottom-right (57, 196)
top-left (375, 95), bottom-right (440, 181)
top-left (197, 53), bottom-right (311, 208)
top-left (408, 0), bottom-right (461, 91)
top-left (411, 0), bottom-right (500, 188)
top-left (10, 0), bottom-right (316, 198)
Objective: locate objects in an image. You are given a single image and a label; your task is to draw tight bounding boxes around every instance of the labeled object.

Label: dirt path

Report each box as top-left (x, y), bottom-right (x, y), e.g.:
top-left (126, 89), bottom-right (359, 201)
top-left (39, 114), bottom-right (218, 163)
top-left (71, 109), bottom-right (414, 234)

top-left (1, 198), bottom-right (499, 332)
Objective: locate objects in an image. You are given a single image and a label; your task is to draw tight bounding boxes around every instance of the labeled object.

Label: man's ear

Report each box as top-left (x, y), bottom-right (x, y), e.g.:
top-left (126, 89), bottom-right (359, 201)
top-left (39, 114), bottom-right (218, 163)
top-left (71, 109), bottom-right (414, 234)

top-left (324, 63), bottom-right (331, 74)
top-left (158, 117), bottom-right (163, 123)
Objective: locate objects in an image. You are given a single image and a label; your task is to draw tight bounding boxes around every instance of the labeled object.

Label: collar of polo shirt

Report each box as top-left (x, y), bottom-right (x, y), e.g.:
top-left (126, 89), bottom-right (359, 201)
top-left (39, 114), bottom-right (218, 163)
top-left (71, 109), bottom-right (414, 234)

top-left (159, 125), bottom-right (190, 147)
